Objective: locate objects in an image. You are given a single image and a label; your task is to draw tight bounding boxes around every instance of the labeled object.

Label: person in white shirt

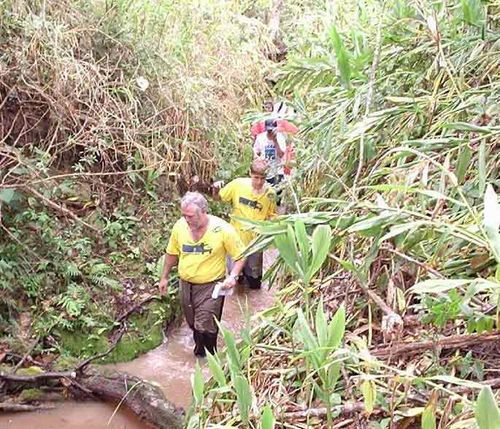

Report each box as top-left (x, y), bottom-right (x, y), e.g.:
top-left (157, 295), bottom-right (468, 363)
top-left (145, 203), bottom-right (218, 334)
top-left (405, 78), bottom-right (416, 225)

top-left (253, 119), bottom-right (286, 202)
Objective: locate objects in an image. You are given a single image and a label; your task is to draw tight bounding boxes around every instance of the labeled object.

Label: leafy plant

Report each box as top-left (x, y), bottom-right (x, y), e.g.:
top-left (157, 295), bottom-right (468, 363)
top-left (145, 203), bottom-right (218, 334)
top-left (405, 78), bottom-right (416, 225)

top-left (274, 221), bottom-right (332, 285)
top-left (475, 386), bottom-right (500, 429)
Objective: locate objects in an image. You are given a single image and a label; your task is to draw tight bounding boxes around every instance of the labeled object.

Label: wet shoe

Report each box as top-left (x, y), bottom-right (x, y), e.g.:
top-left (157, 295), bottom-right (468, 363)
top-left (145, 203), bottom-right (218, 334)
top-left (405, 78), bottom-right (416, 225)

top-left (193, 330), bottom-right (206, 357)
top-left (202, 332), bottom-right (218, 355)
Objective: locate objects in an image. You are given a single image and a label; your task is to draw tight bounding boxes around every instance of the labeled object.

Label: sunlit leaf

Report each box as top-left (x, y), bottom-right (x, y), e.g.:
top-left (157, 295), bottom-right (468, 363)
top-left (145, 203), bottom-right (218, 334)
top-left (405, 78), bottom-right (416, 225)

top-left (191, 362), bottom-right (204, 407)
top-left (475, 386), bottom-right (500, 429)
top-left (234, 375), bottom-right (252, 424)
top-left (260, 405), bottom-right (275, 429)
top-left (361, 379), bottom-right (376, 413)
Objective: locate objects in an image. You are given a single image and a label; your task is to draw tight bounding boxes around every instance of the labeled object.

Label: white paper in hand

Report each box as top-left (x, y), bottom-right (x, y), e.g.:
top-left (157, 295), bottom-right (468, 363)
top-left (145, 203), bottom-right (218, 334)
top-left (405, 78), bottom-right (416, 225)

top-left (212, 282), bottom-right (233, 299)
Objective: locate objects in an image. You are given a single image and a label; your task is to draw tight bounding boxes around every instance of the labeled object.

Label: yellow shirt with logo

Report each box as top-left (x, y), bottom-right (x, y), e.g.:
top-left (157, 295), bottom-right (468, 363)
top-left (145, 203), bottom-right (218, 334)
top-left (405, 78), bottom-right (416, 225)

top-left (219, 178), bottom-right (277, 246)
top-left (166, 215), bottom-right (244, 284)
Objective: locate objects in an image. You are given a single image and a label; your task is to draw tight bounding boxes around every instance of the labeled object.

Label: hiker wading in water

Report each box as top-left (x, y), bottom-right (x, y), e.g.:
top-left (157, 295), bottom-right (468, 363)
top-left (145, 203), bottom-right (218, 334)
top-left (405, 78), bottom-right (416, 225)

top-left (159, 192), bottom-right (246, 357)
top-left (213, 159), bottom-right (276, 289)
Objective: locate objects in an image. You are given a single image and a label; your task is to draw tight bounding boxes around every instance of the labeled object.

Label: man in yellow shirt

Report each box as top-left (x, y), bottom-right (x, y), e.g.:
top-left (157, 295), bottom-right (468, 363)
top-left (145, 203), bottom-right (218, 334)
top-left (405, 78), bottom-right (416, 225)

top-left (159, 192), bottom-right (245, 357)
top-left (213, 159), bottom-right (276, 289)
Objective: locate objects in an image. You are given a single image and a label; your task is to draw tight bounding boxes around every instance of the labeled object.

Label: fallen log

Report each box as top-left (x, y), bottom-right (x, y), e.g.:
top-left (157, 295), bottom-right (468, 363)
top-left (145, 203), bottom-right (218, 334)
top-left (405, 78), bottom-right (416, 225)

top-left (371, 332), bottom-right (500, 359)
top-left (0, 402), bottom-right (55, 412)
top-left (0, 367), bottom-right (183, 428)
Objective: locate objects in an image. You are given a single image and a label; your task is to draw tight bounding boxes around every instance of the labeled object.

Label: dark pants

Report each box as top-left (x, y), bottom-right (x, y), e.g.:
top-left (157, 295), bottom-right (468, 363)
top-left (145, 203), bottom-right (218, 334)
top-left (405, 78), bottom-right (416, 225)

top-left (180, 279), bottom-right (225, 357)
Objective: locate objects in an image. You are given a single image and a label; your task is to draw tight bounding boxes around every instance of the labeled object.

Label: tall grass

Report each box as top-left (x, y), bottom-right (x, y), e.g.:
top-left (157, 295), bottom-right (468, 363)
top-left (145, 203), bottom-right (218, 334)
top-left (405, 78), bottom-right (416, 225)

top-left (0, 0), bottom-right (274, 196)
top-left (195, 0), bottom-right (500, 427)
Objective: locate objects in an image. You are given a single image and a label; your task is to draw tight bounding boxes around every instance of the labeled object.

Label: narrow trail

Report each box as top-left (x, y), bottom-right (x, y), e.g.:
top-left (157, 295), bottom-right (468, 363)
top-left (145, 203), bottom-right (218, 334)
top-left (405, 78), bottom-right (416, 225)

top-left (0, 250), bottom-right (277, 429)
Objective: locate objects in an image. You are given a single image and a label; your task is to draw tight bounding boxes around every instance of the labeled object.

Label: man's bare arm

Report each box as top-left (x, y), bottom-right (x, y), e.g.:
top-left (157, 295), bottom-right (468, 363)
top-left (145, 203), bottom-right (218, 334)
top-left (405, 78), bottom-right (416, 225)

top-left (159, 253), bottom-right (178, 295)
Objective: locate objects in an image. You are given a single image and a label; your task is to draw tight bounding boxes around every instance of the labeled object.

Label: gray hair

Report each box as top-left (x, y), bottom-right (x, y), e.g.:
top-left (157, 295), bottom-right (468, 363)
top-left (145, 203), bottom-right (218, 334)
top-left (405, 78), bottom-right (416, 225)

top-left (180, 191), bottom-right (208, 213)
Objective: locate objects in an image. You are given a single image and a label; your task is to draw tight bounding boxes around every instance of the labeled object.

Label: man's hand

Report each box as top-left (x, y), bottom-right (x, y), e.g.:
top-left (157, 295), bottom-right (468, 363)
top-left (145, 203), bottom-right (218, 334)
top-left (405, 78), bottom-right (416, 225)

top-left (221, 275), bottom-right (238, 290)
top-left (212, 180), bottom-right (225, 189)
top-left (159, 278), bottom-right (168, 295)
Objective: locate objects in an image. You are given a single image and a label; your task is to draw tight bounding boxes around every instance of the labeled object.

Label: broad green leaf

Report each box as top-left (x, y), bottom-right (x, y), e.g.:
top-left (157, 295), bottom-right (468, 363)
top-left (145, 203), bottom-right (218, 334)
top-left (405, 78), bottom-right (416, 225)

top-left (396, 287), bottom-right (406, 312)
top-left (191, 362), bottom-right (204, 407)
top-left (421, 404), bottom-right (436, 429)
top-left (475, 386), bottom-right (500, 429)
top-left (296, 309), bottom-right (320, 368)
top-left (0, 189), bottom-right (15, 205)
top-left (410, 279), bottom-right (472, 294)
top-left (456, 145), bottom-right (472, 184)
top-left (274, 225), bottom-right (300, 276)
top-left (308, 224), bottom-right (332, 282)
top-left (327, 305), bottom-right (345, 350)
top-left (234, 375), bottom-right (252, 424)
top-left (156, 254), bottom-right (165, 279)
top-left (325, 362), bottom-right (342, 390)
top-left (221, 327), bottom-right (240, 378)
top-left (348, 213), bottom-right (393, 233)
top-left (361, 379), bottom-right (376, 413)
top-left (294, 220), bottom-right (310, 268)
top-left (206, 353), bottom-right (226, 388)
top-left (444, 122), bottom-right (490, 133)
top-left (315, 298), bottom-right (328, 348)
top-left (460, 0), bottom-right (484, 26)
top-left (260, 405), bottom-right (275, 429)
top-left (429, 375), bottom-right (484, 389)
top-left (380, 221), bottom-right (425, 242)
top-left (329, 25), bottom-right (351, 88)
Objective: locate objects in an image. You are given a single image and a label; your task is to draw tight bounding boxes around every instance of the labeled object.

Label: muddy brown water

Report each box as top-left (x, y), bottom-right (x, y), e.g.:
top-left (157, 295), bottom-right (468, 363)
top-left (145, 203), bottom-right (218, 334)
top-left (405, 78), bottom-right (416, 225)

top-left (0, 251), bottom-right (276, 429)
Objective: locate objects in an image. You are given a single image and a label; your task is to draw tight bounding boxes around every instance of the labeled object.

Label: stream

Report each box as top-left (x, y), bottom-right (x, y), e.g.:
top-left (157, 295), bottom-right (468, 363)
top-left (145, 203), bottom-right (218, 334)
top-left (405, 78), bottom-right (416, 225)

top-left (0, 251), bottom-right (276, 429)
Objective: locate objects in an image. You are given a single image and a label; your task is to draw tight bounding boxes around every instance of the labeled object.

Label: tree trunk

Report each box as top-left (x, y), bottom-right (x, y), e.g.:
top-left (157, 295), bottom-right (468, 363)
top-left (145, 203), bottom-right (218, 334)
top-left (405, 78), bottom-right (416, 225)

top-left (0, 367), bottom-right (183, 429)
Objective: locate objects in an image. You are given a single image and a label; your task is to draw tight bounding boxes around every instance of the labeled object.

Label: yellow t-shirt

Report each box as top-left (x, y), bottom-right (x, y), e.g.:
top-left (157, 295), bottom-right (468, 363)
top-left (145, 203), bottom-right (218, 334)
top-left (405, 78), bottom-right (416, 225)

top-left (219, 178), bottom-right (277, 246)
top-left (166, 215), bottom-right (244, 284)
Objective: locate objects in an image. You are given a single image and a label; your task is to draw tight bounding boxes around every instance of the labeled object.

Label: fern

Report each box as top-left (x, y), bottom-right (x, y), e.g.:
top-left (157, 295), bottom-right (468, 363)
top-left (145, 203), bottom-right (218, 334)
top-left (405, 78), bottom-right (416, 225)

top-left (64, 262), bottom-right (81, 279)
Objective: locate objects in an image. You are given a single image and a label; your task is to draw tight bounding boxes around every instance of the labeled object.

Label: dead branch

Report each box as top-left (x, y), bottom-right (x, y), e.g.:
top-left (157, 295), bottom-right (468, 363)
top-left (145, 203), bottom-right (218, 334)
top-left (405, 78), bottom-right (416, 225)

top-left (0, 368), bottom-right (183, 428)
top-left (12, 337), bottom-right (40, 374)
top-left (371, 332), bottom-right (500, 359)
top-left (0, 402), bottom-right (55, 412)
top-left (25, 186), bottom-right (100, 233)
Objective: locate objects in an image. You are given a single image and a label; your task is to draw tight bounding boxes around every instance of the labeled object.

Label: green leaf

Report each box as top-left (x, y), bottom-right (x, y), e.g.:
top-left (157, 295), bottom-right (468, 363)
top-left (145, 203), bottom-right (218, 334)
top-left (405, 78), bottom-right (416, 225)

top-left (315, 298), bottom-right (328, 348)
top-left (444, 122), bottom-right (490, 133)
top-left (478, 140), bottom-right (486, 195)
top-left (410, 279), bottom-right (472, 294)
top-left (260, 405), bottom-right (275, 429)
top-left (221, 327), bottom-right (240, 378)
top-left (361, 379), bottom-right (377, 413)
top-left (347, 213), bottom-right (393, 233)
top-left (421, 404), bottom-right (436, 429)
top-left (294, 220), bottom-right (311, 269)
top-left (429, 375), bottom-right (484, 389)
top-left (461, 0), bottom-right (484, 26)
top-left (329, 25), bottom-right (351, 88)
top-left (327, 305), bottom-right (345, 350)
top-left (206, 353), bottom-right (226, 388)
top-left (307, 224), bottom-right (332, 282)
top-left (475, 386), bottom-right (500, 429)
top-left (191, 362), bottom-right (204, 407)
top-left (0, 188), bottom-right (16, 205)
top-left (234, 375), bottom-right (252, 424)
top-left (380, 221), bottom-right (425, 242)
top-left (295, 309), bottom-right (320, 368)
top-left (274, 225), bottom-right (300, 276)
top-left (456, 145), bottom-right (472, 184)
